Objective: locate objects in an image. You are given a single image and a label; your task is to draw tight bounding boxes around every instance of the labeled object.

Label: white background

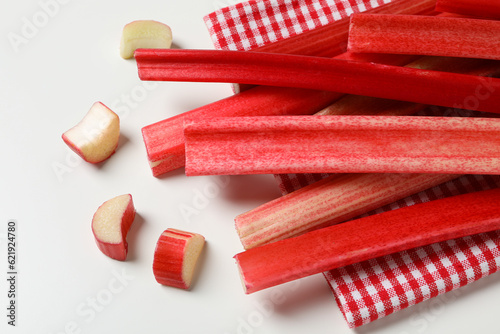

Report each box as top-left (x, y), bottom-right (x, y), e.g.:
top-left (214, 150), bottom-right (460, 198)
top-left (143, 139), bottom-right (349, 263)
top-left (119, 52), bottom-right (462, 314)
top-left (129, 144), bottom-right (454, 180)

top-left (1, 1), bottom-right (499, 333)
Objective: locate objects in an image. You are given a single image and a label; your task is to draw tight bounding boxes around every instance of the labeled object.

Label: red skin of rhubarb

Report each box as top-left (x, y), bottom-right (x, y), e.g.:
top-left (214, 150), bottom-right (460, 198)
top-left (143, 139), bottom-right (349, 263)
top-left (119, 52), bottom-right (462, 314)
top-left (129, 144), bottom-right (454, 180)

top-left (436, 0), bottom-right (500, 20)
top-left (184, 115), bottom-right (500, 176)
top-left (235, 188), bottom-right (500, 294)
top-left (348, 14), bottom-right (500, 61)
top-left (234, 0), bottom-right (436, 92)
top-left (152, 229), bottom-right (205, 290)
top-left (135, 49), bottom-right (500, 114)
top-left (92, 195), bottom-right (136, 261)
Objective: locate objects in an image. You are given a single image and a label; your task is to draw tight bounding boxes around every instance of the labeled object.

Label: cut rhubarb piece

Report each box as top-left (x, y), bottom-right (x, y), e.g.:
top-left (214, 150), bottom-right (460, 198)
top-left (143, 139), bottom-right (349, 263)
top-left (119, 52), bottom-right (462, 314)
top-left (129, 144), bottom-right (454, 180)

top-left (436, 0), bottom-right (500, 20)
top-left (152, 228), bottom-right (205, 290)
top-left (184, 115), bottom-right (500, 176)
top-left (92, 194), bottom-right (136, 261)
top-left (62, 102), bottom-right (120, 164)
top-left (120, 20), bottom-right (172, 59)
top-left (236, 173), bottom-right (458, 250)
top-left (348, 14), bottom-right (500, 60)
top-left (235, 188), bottom-right (500, 294)
top-left (135, 49), bottom-right (500, 114)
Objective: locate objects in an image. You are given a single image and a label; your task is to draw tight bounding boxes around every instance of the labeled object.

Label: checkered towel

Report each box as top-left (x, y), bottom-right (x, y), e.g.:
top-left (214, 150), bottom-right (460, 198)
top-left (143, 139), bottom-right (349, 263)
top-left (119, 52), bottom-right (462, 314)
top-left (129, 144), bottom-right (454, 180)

top-left (204, 0), bottom-right (500, 328)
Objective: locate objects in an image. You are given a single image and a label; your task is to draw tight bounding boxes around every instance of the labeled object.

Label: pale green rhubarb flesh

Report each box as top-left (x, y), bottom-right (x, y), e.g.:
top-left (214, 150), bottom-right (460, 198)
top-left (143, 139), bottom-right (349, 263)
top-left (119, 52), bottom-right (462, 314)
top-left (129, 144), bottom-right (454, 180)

top-left (235, 188), bottom-right (500, 294)
top-left (347, 14), bottom-right (500, 61)
top-left (184, 115), bottom-right (500, 176)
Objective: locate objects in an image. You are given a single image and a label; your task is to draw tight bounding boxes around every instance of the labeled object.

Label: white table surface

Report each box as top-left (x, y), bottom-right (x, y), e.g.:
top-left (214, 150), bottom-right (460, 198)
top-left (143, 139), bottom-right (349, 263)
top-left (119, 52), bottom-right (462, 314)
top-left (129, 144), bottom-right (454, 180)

top-left (1, 1), bottom-right (499, 333)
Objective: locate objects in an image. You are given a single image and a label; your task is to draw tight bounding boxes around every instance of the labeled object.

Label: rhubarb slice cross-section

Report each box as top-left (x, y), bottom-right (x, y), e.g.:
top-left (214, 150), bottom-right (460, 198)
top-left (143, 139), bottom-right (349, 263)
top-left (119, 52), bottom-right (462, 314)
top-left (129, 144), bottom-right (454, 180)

top-left (436, 0), bottom-right (500, 20)
top-left (153, 228), bottom-right (205, 290)
top-left (92, 194), bottom-right (136, 261)
top-left (235, 188), bottom-right (500, 294)
top-left (184, 115), bottom-right (500, 176)
top-left (62, 102), bottom-right (120, 164)
top-left (120, 20), bottom-right (172, 59)
top-left (135, 49), bottom-right (500, 114)
top-left (347, 14), bottom-right (500, 61)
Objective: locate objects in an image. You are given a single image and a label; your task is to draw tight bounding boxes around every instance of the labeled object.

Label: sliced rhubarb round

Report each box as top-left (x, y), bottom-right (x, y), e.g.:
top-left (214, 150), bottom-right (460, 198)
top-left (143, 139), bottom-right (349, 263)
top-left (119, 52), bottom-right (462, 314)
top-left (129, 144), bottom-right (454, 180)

top-left (62, 102), bottom-right (120, 164)
top-left (152, 228), bottom-right (205, 290)
top-left (92, 194), bottom-right (136, 261)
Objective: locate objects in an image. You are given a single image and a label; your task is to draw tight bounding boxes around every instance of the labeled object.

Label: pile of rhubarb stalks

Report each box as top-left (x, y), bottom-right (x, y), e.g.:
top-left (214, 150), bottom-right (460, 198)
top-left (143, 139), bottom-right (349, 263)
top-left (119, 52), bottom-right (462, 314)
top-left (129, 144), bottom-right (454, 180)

top-left (139, 0), bottom-right (500, 294)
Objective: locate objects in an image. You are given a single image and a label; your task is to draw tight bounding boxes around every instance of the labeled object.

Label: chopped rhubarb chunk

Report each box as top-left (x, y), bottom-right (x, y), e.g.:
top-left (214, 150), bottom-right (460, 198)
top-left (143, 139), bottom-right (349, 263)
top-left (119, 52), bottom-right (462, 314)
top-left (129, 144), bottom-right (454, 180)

top-left (153, 228), bottom-right (205, 290)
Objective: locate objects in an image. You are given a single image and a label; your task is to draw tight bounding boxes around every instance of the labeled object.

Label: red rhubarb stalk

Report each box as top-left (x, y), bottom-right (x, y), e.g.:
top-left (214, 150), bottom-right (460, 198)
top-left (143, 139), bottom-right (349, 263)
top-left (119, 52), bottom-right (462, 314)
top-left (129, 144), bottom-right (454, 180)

top-left (436, 0), bottom-right (500, 20)
top-left (135, 49), bottom-right (500, 114)
top-left (235, 188), bottom-right (500, 294)
top-left (142, 87), bottom-right (342, 176)
top-left (236, 173), bottom-right (459, 250)
top-left (237, 56), bottom-right (500, 250)
top-left (141, 52), bottom-right (420, 177)
top-left (184, 115), bottom-right (500, 176)
top-left (232, 0), bottom-right (436, 92)
top-left (249, 0), bottom-right (436, 58)
top-left (348, 14), bottom-right (500, 61)
top-left (140, 1), bottom-right (440, 177)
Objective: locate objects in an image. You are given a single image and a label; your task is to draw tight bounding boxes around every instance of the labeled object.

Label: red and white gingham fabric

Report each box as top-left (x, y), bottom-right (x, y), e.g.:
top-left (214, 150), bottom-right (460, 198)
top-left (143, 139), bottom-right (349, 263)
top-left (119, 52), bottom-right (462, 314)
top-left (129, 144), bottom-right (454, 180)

top-left (204, 0), bottom-right (391, 51)
top-left (203, 0), bottom-right (500, 328)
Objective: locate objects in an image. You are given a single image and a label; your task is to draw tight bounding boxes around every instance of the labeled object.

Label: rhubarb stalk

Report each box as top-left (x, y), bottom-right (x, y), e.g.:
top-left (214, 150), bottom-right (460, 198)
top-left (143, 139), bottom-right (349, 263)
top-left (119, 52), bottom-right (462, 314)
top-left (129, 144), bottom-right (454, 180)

top-left (140, 1), bottom-right (442, 177)
top-left (141, 51), bottom-right (421, 177)
top-left (135, 49), bottom-right (500, 114)
top-left (236, 173), bottom-right (459, 249)
top-left (231, 0), bottom-right (436, 92)
top-left (184, 115), bottom-right (500, 176)
top-left (436, 0), bottom-right (500, 20)
top-left (235, 56), bottom-right (500, 250)
top-left (348, 14), bottom-right (500, 61)
top-left (235, 188), bottom-right (500, 294)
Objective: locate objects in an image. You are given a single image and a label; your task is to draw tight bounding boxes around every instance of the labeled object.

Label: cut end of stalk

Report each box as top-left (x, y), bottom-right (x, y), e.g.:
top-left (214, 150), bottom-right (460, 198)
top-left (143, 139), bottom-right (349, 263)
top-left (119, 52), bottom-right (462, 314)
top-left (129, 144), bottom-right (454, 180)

top-left (153, 228), bottom-right (206, 290)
